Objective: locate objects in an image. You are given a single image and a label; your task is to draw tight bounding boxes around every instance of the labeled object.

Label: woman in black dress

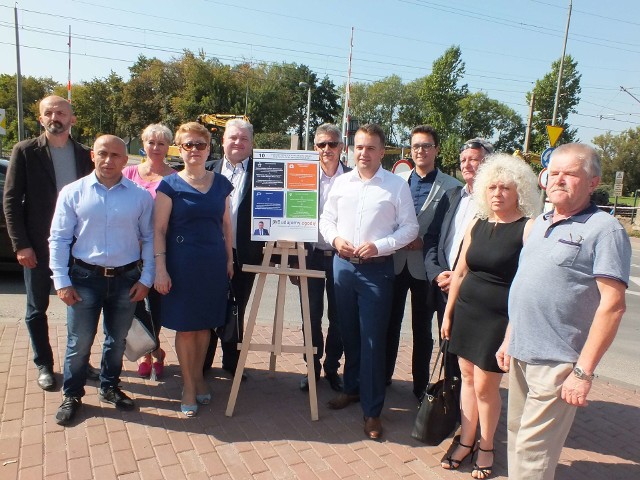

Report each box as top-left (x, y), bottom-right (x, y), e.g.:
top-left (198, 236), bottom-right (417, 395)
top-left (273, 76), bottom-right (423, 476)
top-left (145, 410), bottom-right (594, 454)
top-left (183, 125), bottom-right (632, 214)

top-left (440, 154), bottom-right (539, 479)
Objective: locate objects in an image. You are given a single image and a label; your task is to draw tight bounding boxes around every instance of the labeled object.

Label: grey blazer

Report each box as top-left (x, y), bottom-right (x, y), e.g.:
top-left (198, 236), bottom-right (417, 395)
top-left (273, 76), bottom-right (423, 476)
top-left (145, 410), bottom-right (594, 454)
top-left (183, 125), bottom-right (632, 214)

top-left (393, 168), bottom-right (461, 280)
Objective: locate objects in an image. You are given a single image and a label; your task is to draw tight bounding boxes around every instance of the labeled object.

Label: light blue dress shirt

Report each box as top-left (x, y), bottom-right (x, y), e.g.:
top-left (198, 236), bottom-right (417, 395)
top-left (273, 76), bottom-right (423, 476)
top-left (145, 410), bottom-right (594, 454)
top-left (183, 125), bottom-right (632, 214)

top-left (49, 172), bottom-right (155, 290)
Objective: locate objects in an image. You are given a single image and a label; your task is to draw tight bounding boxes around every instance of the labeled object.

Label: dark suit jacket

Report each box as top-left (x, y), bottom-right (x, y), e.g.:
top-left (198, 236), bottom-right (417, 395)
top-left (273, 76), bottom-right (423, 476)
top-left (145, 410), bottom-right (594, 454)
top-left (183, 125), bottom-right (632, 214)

top-left (206, 157), bottom-right (263, 267)
top-left (3, 133), bottom-right (93, 260)
top-left (253, 229), bottom-right (269, 236)
top-left (423, 185), bottom-right (463, 284)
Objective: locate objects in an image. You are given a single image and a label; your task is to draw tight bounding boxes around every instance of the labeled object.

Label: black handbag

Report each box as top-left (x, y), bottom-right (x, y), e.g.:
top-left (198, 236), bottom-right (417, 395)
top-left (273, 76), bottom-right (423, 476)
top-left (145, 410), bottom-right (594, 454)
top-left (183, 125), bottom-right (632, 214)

top-left (215, 281), bottom-right (240, 344)
top-left (411, 340), bottom-right (461, 445)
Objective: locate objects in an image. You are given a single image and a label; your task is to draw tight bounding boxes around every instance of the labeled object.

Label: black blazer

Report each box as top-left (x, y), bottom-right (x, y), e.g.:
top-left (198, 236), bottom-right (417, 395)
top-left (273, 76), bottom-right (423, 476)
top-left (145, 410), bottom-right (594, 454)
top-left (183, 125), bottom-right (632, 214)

top-left (423, 185), bottom-right (463, 284)
top-left (206, 157), bottom-right (264, 267)
top-left (3, 133), bottom-right (93, 260)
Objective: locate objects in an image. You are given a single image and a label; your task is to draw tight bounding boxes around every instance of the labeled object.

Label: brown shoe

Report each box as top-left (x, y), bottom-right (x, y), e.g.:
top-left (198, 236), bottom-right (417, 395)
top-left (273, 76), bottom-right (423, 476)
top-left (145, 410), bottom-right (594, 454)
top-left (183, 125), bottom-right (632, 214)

top-left (364, 416), bottom-right (383, 440)
top-left (327, 393), bottom-right (360, 410)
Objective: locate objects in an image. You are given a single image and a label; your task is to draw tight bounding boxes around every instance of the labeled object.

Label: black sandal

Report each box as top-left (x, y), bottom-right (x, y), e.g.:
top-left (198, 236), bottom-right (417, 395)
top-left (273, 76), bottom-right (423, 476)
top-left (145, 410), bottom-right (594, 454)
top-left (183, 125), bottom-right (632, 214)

top-left (472, 446), bottom-right (495, 479)
top-left (441, 439), bottom-right (476, 470)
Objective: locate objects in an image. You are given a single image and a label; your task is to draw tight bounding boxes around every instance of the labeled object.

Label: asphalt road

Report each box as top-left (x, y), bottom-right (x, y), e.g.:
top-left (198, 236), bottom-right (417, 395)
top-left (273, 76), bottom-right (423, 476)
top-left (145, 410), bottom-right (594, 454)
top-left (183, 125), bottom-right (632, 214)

top-left (0, 238), bottom-right (638, 387)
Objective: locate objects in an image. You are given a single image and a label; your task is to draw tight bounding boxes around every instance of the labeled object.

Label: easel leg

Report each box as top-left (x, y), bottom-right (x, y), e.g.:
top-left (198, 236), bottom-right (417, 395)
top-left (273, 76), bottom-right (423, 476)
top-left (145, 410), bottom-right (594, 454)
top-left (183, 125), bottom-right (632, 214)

top-left (298, 243), bottom-right (318, 421)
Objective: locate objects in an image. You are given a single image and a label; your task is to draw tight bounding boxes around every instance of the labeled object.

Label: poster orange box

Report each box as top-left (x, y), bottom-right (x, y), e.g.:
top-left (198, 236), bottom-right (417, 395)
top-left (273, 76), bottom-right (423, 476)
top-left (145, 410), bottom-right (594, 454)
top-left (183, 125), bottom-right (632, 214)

top-left (287, 162), bottom-right (318, 190)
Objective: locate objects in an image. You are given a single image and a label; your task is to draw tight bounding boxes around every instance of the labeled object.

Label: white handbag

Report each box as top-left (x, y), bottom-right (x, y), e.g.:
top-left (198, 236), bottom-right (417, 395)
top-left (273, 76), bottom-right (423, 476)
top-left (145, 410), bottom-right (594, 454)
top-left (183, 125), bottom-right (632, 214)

top-left (124, 317), bottom-right (156, 362)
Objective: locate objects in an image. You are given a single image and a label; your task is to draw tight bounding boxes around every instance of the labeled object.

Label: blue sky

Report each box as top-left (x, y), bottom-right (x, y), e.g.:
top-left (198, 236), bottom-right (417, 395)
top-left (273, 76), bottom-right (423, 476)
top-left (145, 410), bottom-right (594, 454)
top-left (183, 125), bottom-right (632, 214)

top-left (1, 0), bottom-right (638, 147)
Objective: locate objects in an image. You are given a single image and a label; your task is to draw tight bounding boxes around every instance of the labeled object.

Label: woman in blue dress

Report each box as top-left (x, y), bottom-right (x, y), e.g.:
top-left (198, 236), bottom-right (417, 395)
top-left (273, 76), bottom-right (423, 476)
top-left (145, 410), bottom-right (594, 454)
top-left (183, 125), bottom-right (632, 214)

top-left (154, 122), bottom-right (233, 417)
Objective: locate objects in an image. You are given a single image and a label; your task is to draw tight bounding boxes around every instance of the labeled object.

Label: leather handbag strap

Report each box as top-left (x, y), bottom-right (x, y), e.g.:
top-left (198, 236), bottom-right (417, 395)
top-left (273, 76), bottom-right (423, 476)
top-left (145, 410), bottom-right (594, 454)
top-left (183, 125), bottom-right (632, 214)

top-left (428, 339), bottom-right (451, 384)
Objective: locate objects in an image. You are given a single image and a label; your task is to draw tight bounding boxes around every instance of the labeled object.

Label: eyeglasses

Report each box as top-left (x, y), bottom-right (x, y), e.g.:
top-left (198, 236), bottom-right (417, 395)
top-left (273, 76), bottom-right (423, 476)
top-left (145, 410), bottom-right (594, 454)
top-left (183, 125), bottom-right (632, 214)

top-left (411, 143), bottom-right (436, 152)
top-left (460, 141), bottom-right (489, 153)
top-left (180, 142), bottom-right (208, 151)
top-left (315, 141), bottom-right (340, 149)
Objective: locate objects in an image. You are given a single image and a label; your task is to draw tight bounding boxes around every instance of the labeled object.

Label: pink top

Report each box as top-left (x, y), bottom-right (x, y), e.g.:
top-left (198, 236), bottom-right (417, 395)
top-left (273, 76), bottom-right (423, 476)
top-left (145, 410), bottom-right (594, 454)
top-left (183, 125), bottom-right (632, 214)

top-left (122, 164), bottom-right (177, 198)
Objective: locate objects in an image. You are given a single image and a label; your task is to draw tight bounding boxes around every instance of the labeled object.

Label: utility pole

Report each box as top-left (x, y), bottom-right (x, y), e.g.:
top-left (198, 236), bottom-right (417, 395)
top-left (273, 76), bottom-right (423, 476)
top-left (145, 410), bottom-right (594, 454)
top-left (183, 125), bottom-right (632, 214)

top-left (552, 0), bottom-right (572, 126)
top-left (524, 93), bottom-right (535, 154)
top-left (14, 6), bottom-right (24, 141)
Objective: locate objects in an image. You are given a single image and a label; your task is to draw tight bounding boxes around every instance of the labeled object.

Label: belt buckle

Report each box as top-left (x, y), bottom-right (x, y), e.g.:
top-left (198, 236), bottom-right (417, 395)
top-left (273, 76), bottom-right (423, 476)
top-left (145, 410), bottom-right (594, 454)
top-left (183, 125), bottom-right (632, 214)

top-left (350, 256), bottom-right (363, 265)
top-left (103, 267), bottom-right (116, 277)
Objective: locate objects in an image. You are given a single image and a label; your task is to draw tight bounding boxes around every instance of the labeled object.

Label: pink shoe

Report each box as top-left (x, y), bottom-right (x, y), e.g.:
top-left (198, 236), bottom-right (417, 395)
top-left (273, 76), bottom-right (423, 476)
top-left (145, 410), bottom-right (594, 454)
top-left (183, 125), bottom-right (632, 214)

top-left (137, 355), bottom-right (152, 377)
top-left (151, 349), bottom-right (166, 379)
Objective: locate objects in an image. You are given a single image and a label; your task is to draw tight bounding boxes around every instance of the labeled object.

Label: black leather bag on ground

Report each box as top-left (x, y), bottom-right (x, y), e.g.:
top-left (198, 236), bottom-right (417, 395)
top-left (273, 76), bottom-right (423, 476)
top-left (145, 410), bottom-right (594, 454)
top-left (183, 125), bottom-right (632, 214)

top-left (411, 340), bottom-right (461, 445)
top-left (215, 281), bottom-right (239, 344)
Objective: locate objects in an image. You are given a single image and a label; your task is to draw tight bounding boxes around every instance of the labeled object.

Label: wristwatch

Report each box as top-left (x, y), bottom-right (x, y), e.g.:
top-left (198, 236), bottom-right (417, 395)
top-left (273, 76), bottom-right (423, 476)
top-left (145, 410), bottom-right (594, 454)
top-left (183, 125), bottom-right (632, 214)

top-left (573, 366), bottom-right (595, 382)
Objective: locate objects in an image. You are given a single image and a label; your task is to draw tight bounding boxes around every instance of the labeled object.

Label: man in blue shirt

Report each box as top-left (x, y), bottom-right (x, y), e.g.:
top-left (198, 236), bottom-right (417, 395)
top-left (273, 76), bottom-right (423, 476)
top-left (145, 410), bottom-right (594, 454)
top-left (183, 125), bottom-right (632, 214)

top-left (49, 135), bottom-right (155, 426)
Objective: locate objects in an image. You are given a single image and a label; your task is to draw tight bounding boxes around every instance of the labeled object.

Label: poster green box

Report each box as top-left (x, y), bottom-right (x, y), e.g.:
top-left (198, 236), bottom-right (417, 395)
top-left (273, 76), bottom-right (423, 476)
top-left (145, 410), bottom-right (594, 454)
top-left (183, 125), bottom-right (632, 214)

top-left (286, 191), bottom-right (317, 218)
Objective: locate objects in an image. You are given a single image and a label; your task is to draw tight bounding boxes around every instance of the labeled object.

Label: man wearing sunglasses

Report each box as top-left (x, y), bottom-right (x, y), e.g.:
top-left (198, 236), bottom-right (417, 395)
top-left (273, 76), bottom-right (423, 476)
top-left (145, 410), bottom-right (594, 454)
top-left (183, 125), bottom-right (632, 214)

top-left (424, 137), bottom-right (494, 347)
top-left (297, 123), bottom-right (350, 394)
top-left (204, 119), bottom-right (264, 379)
top-left (385, 125), bottom-right (461, 399)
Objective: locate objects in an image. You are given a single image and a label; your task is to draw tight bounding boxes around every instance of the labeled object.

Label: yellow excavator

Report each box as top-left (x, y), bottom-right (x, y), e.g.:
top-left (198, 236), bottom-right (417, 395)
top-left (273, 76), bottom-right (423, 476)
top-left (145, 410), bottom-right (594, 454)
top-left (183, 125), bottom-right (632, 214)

top-left (166, 114), bottom-right (250, 159)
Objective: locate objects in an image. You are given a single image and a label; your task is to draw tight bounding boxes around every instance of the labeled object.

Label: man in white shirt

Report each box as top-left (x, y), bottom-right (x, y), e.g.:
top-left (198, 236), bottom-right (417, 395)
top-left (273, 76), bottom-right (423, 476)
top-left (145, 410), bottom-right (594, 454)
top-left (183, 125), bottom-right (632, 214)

top-left (319, 124), bottom-right (418, 440)
top-left (205, 119), bottom-right (264, 378)
top-left (298, 123), bottom-right (350, 393)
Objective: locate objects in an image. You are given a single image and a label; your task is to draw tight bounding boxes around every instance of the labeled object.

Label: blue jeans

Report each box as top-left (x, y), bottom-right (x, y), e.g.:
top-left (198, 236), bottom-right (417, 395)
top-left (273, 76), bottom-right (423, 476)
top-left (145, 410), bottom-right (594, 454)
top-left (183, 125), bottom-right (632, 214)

top-left (333, 255), bottom-right (394, 418)
top-left (301, 248), bottom-right (343, 376)
top-left (62, 263), bottom-right (139, 397)
top-left (23, 263), bottom-right (55, 367)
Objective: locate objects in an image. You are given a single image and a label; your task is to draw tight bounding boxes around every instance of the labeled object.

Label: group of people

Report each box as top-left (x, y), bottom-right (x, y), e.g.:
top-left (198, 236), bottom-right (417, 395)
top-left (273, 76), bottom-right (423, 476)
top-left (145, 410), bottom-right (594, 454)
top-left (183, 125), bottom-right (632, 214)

top-left (3, 94), bottom-right (631, 480)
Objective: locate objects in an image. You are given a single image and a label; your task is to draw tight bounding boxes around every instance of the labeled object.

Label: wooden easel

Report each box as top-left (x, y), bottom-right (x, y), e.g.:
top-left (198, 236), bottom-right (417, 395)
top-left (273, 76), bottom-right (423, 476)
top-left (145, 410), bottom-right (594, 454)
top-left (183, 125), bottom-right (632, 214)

top-left (225, 240), bottom-right (325, 420)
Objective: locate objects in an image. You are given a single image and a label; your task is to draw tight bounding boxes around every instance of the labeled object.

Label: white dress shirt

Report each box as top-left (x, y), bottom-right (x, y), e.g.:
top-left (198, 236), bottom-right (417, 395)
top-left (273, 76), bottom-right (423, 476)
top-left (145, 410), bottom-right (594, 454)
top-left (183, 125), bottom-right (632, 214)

top-left (221, 156), bottom-right (249, 248)
top-left (319, 166), bottom-right (418, 257)
top-left (444, 184), bottom-right (477, 269)
top-left (315, 162), bottom-right (346, 251)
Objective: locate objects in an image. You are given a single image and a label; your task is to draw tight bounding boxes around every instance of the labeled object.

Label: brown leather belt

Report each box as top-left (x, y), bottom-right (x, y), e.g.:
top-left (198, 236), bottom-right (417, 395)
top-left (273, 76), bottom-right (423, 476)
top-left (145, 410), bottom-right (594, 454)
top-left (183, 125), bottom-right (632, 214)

top-left (73, 258), bottom-right (139, 277)
top-left (337, 254), bottom-right (390, 265)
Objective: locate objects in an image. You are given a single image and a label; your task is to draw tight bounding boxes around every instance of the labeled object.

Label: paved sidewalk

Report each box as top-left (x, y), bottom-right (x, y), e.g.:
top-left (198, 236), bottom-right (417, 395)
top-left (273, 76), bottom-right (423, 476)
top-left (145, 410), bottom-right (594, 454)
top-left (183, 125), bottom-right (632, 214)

top-left (0, 320), bottom-right (638, 479)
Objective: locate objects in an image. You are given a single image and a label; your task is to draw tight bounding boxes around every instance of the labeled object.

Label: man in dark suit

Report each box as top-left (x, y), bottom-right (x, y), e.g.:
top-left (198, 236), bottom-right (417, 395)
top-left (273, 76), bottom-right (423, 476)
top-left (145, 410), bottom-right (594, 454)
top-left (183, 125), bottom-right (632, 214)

top-left (253, 221), bottom-right (269, 236)
top-left (386, 125), bottom-right (461, 399)
top-left (204, 119), bottom-right (264, 377)
top-left (3, 95), bottom-right (94, 391)
top-left (423, 138), bottom-right (493, 377)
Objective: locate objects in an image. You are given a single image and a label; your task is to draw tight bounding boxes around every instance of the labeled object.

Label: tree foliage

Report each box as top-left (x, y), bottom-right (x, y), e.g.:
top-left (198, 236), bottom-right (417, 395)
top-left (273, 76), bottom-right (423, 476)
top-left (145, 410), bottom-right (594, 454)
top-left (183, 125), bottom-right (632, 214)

top-left (593, 126), bottom-right (640, 194)
top-left (526, 55), bottom-right (581, 153)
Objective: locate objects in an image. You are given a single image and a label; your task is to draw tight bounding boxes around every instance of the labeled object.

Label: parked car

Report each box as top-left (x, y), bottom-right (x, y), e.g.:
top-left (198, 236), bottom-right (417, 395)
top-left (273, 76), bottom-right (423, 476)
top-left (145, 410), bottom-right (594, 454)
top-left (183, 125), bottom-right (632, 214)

top-left (0, 159), bottom-right (21, 271)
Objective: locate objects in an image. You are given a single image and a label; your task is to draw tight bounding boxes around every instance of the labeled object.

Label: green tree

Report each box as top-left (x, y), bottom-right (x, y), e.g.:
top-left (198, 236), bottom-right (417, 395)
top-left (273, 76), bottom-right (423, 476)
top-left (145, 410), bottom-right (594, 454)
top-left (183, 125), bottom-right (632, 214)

top-left (418, 46), bottom-right (468, 172)
top-left (458, 92), bottom-right (524, 152)
top-left (526, 55), bottom-right (581, 153)
top-left (0, 74), bottom-right (59, 147)
top-left (348, 75), bottom-right (405, 145)
top-left (593, 126), bottom-right (640, 194)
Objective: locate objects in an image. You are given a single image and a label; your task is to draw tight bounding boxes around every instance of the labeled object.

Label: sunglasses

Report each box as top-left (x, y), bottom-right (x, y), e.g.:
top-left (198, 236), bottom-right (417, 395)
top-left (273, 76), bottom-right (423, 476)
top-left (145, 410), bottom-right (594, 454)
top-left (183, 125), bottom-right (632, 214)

top-left (460, 141), bottom-right (489, 153)
top-left (180, 142), bottom-right (208, 151)
top-left (411, 143), bottom-right (437, 152)
top-left (315, 141), bottom-right (340, 149)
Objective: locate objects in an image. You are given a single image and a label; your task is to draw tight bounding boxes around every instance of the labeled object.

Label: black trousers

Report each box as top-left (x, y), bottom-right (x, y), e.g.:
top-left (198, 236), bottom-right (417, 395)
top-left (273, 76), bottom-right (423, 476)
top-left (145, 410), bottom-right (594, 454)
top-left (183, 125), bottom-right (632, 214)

top-left (204, 250), bottom-right (255, 372)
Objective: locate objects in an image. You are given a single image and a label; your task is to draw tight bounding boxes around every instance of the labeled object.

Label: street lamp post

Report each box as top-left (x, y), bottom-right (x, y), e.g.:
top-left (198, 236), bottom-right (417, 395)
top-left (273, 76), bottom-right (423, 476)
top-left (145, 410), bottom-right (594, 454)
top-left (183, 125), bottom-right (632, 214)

top-left (299, 81), bottom-right (311, 150)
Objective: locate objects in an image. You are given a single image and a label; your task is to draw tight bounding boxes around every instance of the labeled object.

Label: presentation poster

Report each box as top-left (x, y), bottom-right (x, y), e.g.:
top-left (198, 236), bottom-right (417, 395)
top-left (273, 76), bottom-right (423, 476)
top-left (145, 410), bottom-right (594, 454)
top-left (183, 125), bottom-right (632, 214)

top-left (251, 149), bottom-right (319, 242)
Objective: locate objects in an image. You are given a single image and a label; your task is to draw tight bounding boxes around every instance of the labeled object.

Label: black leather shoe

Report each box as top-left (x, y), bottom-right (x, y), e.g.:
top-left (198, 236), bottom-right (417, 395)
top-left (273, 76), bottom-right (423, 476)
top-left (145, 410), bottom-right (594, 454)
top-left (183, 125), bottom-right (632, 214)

top-left (325, 372), bottom-right (343, 392)
top-left (37, 365), bottom-right (56, 391)
top-left (56, 396), bottom-right (81, 425)
top-left (86, 364), bottom-right (100, 380)
top-left (99, 387), bottom-right (135, 410)
top-left (299, 375), bottom-right (320, 391)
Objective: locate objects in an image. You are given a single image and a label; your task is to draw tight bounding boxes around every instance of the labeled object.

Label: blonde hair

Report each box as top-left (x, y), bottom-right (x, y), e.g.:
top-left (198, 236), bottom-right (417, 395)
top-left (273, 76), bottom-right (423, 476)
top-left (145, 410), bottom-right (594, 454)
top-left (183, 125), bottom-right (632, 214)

top-left (473, 153), bottom-right (541, 219)
top-left (174, 122), bottom-right (211, 145)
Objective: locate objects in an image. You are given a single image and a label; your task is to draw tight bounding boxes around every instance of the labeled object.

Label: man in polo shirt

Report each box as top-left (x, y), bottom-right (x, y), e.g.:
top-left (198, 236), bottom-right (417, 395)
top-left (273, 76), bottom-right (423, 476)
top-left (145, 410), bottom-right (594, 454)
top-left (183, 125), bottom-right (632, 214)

top-left (496, 143), bottom-right (631, 479)
top-left (49, 135), bottom-right (155, 425)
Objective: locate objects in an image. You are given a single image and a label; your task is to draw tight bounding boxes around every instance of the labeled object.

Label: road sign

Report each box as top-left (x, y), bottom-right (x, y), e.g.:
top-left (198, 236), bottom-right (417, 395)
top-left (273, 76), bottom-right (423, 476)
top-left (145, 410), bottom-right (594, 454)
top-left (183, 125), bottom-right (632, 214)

top-left (541, 147), bottom-right (554, 168)
top-left (392, 159), bottom-right (413, 175)
top-left (0, 108), bottom-right (6, 135)
top-left (546, 125), bottom-right (564, 147)
top-left (614, 171), bottom-right (624, 196)
top-left (538, 168), bottom-right (548, 190)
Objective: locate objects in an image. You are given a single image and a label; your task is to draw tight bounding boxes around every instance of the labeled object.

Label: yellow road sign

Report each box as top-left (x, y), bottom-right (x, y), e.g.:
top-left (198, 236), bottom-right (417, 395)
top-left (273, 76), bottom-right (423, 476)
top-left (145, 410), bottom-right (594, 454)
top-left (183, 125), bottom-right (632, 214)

top-left (546, 125), bottom-right (564, 147)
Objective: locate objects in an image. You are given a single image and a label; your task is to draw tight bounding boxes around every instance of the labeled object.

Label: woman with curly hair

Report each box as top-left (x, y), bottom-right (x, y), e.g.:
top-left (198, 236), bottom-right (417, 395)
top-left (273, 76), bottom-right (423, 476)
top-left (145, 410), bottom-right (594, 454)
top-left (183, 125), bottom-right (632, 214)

top-left (440, 153), bottom-right (540, 479)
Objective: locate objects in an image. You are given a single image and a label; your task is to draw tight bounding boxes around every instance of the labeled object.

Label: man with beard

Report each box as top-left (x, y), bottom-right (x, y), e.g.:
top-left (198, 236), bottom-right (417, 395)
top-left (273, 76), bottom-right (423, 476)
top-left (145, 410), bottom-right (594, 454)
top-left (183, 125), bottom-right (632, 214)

top-left (4, 96), bottom-right (95, 391)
